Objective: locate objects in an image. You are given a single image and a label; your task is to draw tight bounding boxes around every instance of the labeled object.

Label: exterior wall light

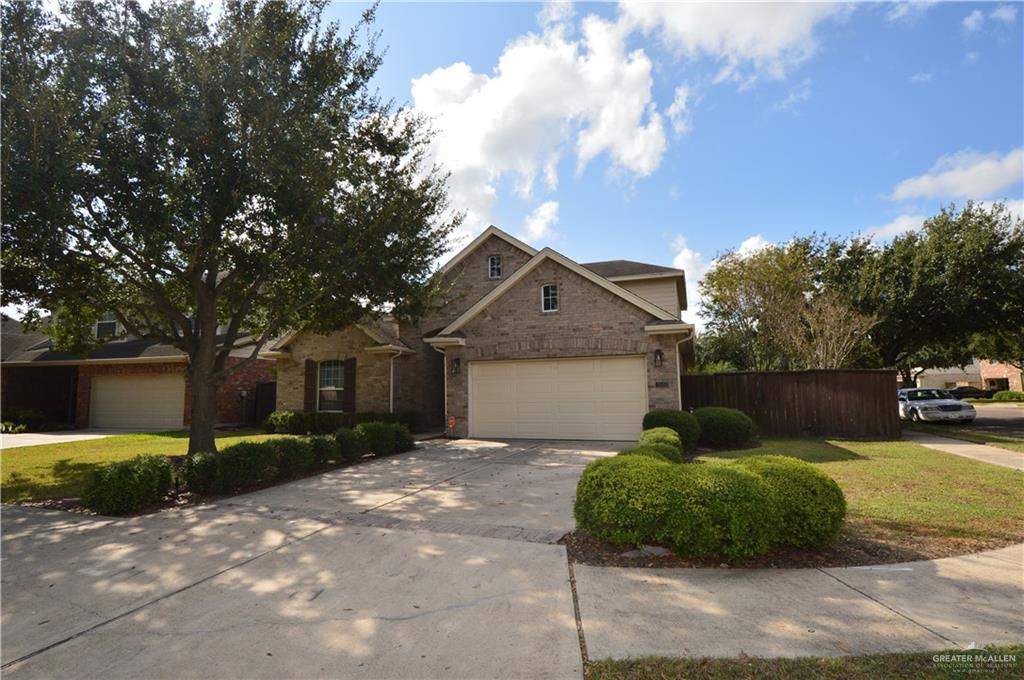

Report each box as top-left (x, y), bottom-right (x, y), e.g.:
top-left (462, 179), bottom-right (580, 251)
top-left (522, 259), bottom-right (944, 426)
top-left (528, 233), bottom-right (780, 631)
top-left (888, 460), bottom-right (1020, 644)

top-left (451, 358), bottom-right (461, 375)
top-left (653, 349), bottom-right (664, 368)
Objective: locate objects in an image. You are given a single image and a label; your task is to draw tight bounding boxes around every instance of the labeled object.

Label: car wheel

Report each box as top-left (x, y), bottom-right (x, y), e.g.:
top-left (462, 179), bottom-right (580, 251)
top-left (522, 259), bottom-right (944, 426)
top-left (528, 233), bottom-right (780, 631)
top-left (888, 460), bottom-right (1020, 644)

top-left (910, 409), bottom-right (921, 422)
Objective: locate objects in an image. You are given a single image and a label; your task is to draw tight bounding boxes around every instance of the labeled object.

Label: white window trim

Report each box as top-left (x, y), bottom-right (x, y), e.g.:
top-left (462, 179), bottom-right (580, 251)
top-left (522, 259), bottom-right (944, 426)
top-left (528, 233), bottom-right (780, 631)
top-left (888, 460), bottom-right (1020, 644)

top-left (541, 283), bottom-right (559, 313)
top-left (487, 254), bottom-right (502, 279)
top-left (317, 360), bottom-right (346, 413)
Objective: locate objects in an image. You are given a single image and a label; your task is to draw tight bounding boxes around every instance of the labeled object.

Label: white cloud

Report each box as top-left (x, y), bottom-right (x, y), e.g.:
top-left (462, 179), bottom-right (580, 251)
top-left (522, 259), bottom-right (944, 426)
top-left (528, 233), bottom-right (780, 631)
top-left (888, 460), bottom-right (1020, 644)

top-left (520, 201), bottom-right (560, 243)
top-left (411, 13), bottom-right (666, 235)
top-left (890, 148), bottom-right (1024, 201)
top-left (671, 235), bottom-right (711, 328)
top-left (991, 4), bottom-right (1018, 23)
top-left (908, 71), bottom-right (933, 83)
top-left (538, 0), bottom-right (574, 28)
top-left (862, 214), bottom-right (926, 241)
top-left (620, 2), bottom-right (845, 85)
top-left (962, 9), bottom-right (985, 32)
top-left (885, 2), bottom-right (936, 24)
top-left (737, 234), bottom-right (770, 256)
top-left (773, 78), bottom-right (812, 111)
top-left (666, 85), bottom-right (692, 135)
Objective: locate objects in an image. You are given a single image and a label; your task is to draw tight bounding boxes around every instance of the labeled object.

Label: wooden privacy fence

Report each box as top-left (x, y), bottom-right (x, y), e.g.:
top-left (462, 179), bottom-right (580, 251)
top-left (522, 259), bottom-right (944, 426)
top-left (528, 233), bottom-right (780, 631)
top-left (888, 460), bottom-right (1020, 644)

top-left (680, 369), bottom-right (900, 439)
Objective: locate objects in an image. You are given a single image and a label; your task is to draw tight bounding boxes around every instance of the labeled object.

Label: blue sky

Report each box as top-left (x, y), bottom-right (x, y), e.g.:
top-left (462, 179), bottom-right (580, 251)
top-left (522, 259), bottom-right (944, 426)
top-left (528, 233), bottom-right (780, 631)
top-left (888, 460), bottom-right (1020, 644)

top-left (325, 1), bottom-right (1024, 323)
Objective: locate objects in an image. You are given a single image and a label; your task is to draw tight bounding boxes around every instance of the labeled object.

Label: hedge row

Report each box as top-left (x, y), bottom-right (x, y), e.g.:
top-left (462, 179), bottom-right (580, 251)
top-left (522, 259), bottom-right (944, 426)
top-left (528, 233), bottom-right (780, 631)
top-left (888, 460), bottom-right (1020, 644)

top-left (992, 390), bottom-right (1024, 402)
top-left (81, 422), bottom-right (415, 515)
top-left (264, 410), bottom-right (416, 435)
top-left (574, 454), bottom-right (846, 563)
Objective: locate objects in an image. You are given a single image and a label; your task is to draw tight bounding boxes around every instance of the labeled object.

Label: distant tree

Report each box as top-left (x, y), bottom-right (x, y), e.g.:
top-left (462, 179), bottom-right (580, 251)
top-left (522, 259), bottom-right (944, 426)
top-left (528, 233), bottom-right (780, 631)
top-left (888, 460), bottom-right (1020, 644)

top-left (971, 332), bottom-right (1024, 373)
top-left (1, 0), bottom-right (459, 453)
top-left (779, 291), bottom-right (877, 370)
top-left (820, 202), bottom-right (1024, 385)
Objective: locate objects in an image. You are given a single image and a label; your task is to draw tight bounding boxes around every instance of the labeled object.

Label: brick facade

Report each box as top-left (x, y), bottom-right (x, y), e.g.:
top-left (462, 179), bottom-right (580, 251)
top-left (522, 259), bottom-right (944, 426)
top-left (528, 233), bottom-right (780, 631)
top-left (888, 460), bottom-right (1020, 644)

top-left (74, 358), bottom-right (273, 428)
top-left (275, 327), bottom-right (392, 413)
top-left (979, 359), bottom-right (1024, 392)
top-left (442, 258), bottom-right (685, 437)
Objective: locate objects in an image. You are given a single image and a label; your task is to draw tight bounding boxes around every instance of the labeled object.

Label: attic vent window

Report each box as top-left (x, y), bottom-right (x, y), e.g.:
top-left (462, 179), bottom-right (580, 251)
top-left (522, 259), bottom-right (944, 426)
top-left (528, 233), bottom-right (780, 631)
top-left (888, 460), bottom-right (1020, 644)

top-left (488, 254), bottom-right (502, 279)
top-left (541, 283), bottom-right (559, 312)
top-left (95, 312), bottom-right (118, 339)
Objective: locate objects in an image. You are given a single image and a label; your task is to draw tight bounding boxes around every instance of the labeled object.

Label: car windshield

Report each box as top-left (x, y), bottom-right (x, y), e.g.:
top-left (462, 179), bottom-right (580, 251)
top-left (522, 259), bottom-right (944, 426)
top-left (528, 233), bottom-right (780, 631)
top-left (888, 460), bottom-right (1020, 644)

top-left (906, 389), bottom-right (953, 401)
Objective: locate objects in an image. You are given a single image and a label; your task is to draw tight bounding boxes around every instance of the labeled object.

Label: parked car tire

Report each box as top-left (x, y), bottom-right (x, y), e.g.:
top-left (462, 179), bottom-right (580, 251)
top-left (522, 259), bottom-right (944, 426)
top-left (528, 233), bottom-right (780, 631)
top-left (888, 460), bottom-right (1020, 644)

top-left (910, 409), bottom-right (922, 422)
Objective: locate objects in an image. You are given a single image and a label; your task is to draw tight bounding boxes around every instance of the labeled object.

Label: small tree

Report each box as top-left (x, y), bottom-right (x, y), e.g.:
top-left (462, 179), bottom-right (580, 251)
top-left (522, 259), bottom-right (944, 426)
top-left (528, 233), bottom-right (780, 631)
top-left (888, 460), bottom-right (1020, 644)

top-left (1, 1), bottom-right (460, 453)
top-left (780, 291), bottom-right (877, 370)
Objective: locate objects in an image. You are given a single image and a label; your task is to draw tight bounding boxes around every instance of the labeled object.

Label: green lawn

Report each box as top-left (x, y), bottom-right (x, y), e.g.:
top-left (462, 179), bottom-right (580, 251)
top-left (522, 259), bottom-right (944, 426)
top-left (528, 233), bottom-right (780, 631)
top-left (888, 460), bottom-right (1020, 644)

top-left (586, 645), bottom-right (1024, 680)
top-left (703, 437), bottom-right (1024, 556)
top-left (1, 430), bottom-right (287, 502)
top-left (907, 423), bottom-right (1024, 453)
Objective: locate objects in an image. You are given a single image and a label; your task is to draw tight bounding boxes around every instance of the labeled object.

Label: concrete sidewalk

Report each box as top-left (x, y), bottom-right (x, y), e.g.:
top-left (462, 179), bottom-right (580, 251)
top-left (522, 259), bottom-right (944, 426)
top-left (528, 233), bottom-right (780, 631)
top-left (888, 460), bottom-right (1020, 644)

top-left (902, 430), bottom-right (1023, 471)
top-left (575, 543), bottom-right (1024, 660)
top-left (0, 429), bottom-right (138, 449)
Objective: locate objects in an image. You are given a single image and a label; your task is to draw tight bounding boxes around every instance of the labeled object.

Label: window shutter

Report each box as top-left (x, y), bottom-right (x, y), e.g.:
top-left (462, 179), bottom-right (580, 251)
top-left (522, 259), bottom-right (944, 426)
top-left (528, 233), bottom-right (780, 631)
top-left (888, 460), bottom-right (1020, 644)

top-left (343, 357), bottom-right (357, 412)
top-left (303, 360), bottom-right (317, 412)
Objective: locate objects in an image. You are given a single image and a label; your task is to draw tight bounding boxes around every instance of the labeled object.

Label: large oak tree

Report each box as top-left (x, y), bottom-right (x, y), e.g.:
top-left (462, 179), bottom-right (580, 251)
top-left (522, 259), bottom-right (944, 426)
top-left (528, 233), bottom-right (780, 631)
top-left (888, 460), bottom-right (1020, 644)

top-left (2, 0), bottom-right (459, 452)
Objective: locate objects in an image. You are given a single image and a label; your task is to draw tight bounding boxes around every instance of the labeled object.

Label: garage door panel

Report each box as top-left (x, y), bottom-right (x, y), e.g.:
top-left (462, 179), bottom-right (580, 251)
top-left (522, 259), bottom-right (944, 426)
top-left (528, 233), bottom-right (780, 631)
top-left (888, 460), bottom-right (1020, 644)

top-left (91, 374), bottom-right (185, 430)
top-left (469, 356), bottom-right (647, 441)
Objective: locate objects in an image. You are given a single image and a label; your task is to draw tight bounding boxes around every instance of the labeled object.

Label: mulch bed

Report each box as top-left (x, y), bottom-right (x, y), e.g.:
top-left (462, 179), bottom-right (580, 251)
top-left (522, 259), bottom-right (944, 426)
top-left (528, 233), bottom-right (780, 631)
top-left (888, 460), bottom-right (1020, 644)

top-left (562, 525), bottom-right (967, 569)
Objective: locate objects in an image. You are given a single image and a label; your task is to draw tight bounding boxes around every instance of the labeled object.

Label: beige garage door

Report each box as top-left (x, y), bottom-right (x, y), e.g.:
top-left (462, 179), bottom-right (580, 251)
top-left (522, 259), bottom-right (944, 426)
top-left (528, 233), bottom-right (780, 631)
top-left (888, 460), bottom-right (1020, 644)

top-left (469, 356), bottom-right (647, 441)
top-left (90, 374), bottom-right (186, 430)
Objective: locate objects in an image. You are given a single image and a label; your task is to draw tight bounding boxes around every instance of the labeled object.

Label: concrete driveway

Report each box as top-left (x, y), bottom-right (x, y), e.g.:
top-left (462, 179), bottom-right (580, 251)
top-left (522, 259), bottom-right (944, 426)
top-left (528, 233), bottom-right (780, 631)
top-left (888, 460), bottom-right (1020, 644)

top-left (0, 429), bottom-right (138, 450)
top-left (3, 438), bottom-right (1022, 678)
top-left (1, 438), bottom-right (617, 679)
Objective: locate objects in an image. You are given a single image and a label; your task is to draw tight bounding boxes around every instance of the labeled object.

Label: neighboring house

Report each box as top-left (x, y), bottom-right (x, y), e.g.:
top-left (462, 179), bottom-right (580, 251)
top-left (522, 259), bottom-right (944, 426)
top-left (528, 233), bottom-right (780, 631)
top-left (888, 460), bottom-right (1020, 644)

top-left (1, 315), bottom-right (274, 430)
top-left (266, 226), bottom-right (695, 441)
top-left (979, 359), bottom-right (1024, 392)
top-left (914, 359), bottom-right (983, 389)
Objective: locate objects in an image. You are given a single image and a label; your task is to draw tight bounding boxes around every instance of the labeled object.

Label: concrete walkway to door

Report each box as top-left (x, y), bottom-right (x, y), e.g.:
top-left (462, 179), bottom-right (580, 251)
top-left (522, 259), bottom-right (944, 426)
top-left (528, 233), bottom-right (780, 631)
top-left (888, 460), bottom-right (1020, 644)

top-left (0, 429), bottom-right (138, 450)
top-left (902, 429), bottom-right (1024, 471)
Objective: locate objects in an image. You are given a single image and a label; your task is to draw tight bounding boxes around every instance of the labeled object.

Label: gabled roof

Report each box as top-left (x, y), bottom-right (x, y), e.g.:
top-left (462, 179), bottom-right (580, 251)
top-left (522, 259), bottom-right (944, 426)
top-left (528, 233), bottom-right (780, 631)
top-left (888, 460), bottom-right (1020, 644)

top-left (582, 260), bottom-right (684, 280)
top-left (267, 320), bottom-right (413, 354)
top-left (437, 225), bottom-right (538, 275)
top-left (432, 248), bottom-right (678, 338)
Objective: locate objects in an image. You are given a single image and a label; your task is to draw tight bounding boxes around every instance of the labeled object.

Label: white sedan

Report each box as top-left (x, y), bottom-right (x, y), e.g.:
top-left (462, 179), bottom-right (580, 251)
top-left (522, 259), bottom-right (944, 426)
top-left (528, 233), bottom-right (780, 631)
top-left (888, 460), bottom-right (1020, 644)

top-left (898, 388), bottom-right (976, 424)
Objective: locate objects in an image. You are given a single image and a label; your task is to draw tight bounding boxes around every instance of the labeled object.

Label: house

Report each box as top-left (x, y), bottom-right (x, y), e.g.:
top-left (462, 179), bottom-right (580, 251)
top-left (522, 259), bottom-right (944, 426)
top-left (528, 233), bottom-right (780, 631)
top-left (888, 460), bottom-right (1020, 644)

top-left (265, 226), bottom-right (695, 441)
top-left (1, 315), bottom-right (274, 430)
top-left (979, 359), bottom-right (1024, 392)
top-left (914, 359), bottom-right (983, 389)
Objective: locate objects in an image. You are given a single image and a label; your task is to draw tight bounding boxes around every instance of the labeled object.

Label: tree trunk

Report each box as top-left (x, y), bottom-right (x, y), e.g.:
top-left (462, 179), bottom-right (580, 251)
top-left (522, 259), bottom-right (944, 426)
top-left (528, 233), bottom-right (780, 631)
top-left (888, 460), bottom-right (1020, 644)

top-left (186, 333), bottom-right (221, 455)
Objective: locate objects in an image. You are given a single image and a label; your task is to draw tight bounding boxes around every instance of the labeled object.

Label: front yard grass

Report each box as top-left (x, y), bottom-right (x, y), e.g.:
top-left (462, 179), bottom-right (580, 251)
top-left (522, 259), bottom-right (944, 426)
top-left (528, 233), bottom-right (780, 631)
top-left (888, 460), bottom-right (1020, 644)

top-left (906, 422), bottom-right (1024, 453)
top-left (703, 437), bottom-right (1024, 559)
top-left (586, 645), bottom-right (1024, 680)
top-left (1, 430), bottom-right (288, 503)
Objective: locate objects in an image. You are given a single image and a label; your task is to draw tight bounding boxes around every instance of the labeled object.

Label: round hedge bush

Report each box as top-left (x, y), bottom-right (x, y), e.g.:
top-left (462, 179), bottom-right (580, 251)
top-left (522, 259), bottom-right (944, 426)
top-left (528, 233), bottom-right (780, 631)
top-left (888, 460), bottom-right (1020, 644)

top-left (732, 455), bottom-right (846, 547)
top-left (81, 455), bottom-right (173, 515)
top-left (617, 443), bottom-right (680, 464)
top-left (334, 427), bottom-right (370, 462)
top-left (694, 407), bottom-right (753, 449)
top-left (993, 390), bottom-right (1024, 402)
top-left (574, 456), bottom-right (781, 563)
top-left (639, 427), bottom-right (682, 453)
top-left (272, 438), bottom-right (316, 477)
top-left (642, 409), bottom-right (700, 451)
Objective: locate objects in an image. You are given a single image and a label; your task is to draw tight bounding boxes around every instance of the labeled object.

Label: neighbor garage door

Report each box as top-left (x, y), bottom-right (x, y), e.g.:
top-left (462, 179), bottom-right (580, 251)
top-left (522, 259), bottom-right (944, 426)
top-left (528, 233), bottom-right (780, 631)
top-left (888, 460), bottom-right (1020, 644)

top-left (90, 374), bottom-right (186, 430)
top-left (469, 356), bottom-right (648, 441)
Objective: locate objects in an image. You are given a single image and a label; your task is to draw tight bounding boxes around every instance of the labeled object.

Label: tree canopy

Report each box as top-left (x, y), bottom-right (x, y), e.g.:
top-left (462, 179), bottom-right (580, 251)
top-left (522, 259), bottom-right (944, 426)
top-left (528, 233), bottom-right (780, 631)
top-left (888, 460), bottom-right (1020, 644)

top-left (1, 0), bottom-right (460, 452)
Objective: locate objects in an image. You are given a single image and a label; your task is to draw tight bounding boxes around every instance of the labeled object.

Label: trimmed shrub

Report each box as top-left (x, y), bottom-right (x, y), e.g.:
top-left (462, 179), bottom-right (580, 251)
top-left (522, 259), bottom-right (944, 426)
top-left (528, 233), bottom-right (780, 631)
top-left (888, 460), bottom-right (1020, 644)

top-left (272, 438), bottom-right (316, 477)
top-left (642, 409), bottom-right (700, 451)
top-left (694, 407), bottom-right (754, 449)
top-left (183, 452), bottom-right (218, 493)
top-left (639, 427), bottom-right (682, 452)
top-left (355, 421), bottom-right (415, 456)
top-left (733, 455), bottom-right (846, 547)
top-left (334, 427), bottom-right (371, 463)
top-left (619, 442), bottom-right (683, 464)
top-left (993, 390), bottom-right (1024, 402)
top-left (574, 456), bottom-right (679, 546)
top-left (81, 455), bottom-right (173, 515)
top-left (308, 436), bottom-right (339, 465)
top-left (264, 410), bottom-right (417, 434)
top-left (211, 441), bottom-right (278, 491)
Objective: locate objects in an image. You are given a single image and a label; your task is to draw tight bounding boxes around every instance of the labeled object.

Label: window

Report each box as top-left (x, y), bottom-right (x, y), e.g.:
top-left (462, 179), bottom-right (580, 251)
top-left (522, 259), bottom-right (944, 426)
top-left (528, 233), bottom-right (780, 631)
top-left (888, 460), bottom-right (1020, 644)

top-left (318, 360), bottom-right (345, 412)
top-left (488, 254), bottom-right (502, 279)
top-left (95, 312), bottom-right (118, 339)
top-left (541, 283), bottom-right (558, 312)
